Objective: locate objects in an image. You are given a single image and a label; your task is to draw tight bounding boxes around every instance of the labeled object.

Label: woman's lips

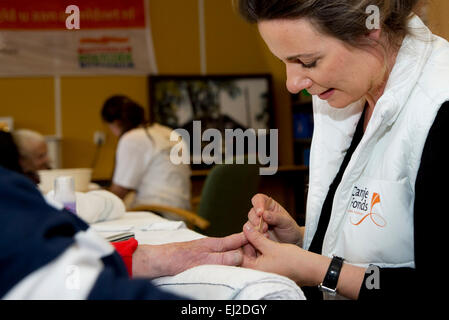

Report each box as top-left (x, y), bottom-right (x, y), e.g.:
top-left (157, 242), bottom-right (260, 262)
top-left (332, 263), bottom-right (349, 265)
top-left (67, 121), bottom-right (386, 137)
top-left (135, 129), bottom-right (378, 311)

top-left (318, 88), bottom-right (335, 100)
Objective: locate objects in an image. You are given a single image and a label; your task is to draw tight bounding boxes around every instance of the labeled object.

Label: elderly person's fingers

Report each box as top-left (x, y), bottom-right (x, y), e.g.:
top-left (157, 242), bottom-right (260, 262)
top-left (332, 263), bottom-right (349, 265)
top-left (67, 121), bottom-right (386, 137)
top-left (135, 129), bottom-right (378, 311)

top-left (187, 233), bottom-right (248, 268)
top-left (213, 249), bottom-right (243, 266)
top-left (242, 242), bottom-right (257, 258)
top-left (192, 233), bottom-right (248, 267)
top-left (207, 232), bottom-right (248, 252)
top-left (136, 233), bottom-right (249, 278)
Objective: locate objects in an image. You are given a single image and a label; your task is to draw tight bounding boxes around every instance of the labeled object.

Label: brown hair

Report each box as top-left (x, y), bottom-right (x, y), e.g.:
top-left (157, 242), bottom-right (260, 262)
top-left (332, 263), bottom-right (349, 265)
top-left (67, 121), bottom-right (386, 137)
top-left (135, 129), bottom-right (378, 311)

top-left (101, 95), bottom-right (147, 134)
top-left (237, 0), bottom-right (421, 49)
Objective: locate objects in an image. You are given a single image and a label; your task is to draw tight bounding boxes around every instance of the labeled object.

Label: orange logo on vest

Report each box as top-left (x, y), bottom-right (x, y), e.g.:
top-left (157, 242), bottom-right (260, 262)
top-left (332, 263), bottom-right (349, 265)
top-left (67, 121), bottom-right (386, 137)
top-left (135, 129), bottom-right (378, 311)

top-left (349, 192), bottom-right (387, 227)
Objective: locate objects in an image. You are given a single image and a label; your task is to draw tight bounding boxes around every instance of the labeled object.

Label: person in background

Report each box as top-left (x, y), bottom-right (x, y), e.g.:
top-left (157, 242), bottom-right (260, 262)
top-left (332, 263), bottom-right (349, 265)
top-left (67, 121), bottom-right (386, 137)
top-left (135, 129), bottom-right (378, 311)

top-left (101, 95), bottom-right (192, 212)
top-left (237, 0), bottom-right (449, 300)
top-left (0, 165), bottom-right (246, 299)
top-left (12, 129), bottom-right (51, 184)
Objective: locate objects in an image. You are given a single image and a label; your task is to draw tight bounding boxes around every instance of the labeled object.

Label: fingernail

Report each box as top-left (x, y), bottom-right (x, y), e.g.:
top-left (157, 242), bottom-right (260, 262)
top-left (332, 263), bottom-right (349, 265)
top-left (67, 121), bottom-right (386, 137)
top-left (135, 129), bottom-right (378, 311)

top-left (245, 224), bottom-right (253, 232)
top-left (256, 208), bottom-right (263, 214)
top-left (234, 251), bottom-right (243, 265)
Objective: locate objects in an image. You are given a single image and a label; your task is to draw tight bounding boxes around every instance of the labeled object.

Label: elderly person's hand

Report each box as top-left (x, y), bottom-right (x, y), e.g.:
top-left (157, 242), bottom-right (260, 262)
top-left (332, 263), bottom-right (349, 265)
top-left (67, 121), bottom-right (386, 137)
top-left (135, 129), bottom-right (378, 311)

top-left (248, 194), bottom-right (304, 246)
top-left (132, 232), bottom-right (247, 279)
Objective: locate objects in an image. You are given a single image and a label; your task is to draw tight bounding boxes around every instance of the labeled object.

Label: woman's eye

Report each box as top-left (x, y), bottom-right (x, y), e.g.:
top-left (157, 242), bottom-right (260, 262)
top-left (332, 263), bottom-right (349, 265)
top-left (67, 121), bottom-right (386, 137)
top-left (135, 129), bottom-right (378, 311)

top-left (300, 60), bottom-right (317, 69)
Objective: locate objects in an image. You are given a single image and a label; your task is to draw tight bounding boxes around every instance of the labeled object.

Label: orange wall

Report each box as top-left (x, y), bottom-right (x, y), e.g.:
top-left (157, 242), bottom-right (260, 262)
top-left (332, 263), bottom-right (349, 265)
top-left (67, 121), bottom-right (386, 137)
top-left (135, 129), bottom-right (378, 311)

top-left (60, 76), bottom-right (149, 179)
top-left (0, 77), bottom-right (55, 135)
top-left (428, 0), bottom-right (449, 40)
top-left (150, 0), bottom-right (201, 74)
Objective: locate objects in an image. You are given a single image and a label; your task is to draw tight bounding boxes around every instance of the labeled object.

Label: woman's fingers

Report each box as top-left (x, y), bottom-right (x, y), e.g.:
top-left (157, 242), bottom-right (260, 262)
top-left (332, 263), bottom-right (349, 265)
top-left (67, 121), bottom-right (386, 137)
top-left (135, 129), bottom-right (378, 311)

top-left (248, 207), bottom-right (267, 231)
top-left (262, 209), bottom-right (288, 228)
top-left (251, 194), bottom-right (270, 215)
top-left (249, 194), bottom-right (275, 231)
top-left (243, 222), bottom-right (273, 254)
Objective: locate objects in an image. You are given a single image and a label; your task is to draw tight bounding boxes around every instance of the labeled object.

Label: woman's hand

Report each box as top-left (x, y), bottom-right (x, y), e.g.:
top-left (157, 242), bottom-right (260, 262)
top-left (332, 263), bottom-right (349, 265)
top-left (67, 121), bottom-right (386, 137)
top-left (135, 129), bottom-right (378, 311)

top-left (242, 223), bottom-right (367, 299)
top-left (241, 222), bottom-right (327, 287)
top-left (132, 232), bottom-right (248, 279)
top-left (248, 194), bottom-right (304, 245)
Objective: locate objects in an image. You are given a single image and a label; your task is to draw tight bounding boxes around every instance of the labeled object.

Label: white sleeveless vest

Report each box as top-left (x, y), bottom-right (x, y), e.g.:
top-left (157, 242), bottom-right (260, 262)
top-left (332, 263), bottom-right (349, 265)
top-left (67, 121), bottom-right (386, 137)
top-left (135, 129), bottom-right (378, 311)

top-left (303, 16), bottom-right (449, 269)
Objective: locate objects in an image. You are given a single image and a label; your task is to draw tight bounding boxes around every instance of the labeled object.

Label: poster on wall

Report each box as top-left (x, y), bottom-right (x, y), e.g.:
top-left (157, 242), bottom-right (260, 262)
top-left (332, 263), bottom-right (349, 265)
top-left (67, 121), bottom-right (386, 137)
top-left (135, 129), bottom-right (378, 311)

top-left (0, 0), bottom-right (157, 76)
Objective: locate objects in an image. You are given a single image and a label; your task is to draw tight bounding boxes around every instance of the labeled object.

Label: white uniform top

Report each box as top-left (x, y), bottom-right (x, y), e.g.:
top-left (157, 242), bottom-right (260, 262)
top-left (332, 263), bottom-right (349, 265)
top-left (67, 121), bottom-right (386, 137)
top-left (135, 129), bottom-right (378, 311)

top-left (303, 15), bottom-right (449, 268)
top-left (113, 123), bottom-right (191, 210)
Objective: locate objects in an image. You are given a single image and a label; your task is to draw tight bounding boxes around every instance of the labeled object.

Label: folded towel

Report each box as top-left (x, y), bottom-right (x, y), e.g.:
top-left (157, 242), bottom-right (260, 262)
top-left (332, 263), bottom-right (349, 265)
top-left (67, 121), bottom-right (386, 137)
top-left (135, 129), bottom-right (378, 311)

top-left (91, 225), bottom-right (134, 232)
top-left (152, 265), bottom-right (306, 300)
top-left (139, 221), bottom-right (186, 231)
top-left (45, 190), bottom-right (126, 224)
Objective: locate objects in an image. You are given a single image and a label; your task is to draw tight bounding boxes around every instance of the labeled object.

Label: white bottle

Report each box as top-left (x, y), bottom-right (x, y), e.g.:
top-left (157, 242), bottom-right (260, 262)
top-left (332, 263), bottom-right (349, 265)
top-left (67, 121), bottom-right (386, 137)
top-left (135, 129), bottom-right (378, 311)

top-left (54, 176), bottom-right (77, 214)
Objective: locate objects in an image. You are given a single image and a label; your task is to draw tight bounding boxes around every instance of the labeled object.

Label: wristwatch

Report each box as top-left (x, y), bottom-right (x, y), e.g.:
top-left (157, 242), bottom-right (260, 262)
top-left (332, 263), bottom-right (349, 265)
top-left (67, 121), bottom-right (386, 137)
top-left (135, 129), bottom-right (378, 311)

top-left (318, 255), bottom-right (344, 295)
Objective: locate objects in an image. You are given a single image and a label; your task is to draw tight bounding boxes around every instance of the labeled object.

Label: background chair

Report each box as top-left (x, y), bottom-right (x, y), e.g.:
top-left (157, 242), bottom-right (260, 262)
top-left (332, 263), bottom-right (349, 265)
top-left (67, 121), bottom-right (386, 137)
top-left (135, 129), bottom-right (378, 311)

top-left (129, 162), bottom-right (261, 237)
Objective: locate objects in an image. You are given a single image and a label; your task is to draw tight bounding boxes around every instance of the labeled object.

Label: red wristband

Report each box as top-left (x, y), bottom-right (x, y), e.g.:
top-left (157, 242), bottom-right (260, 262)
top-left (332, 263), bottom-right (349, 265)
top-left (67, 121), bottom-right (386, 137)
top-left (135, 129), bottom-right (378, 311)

top-left (111, 237), bottom-right (138, 277)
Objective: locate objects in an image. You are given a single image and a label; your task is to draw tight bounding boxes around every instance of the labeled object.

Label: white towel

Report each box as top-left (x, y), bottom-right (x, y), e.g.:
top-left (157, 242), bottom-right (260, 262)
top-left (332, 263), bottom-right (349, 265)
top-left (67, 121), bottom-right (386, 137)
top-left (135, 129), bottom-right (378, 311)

top-left (152, 265), bottom-right (306, 300)
top-left (91, 225), bottom-right (134, 232)
top-left (139, 221), bottom-right (186, 231)
top-left (45, 190), bottom-right (126, 224)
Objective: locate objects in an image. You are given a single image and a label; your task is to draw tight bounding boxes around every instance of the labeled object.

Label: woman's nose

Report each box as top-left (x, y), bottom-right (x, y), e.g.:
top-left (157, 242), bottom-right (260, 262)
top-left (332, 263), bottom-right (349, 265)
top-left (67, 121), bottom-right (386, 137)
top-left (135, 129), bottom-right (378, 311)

top-left (286, 66), bottom-right (312, 94)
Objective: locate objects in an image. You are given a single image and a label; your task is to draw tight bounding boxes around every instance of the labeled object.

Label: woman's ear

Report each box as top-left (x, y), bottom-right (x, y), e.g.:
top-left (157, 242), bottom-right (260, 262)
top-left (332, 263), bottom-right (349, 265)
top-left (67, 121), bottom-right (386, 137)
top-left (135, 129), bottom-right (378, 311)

top-left (366, 28), bottom-right (381, 41)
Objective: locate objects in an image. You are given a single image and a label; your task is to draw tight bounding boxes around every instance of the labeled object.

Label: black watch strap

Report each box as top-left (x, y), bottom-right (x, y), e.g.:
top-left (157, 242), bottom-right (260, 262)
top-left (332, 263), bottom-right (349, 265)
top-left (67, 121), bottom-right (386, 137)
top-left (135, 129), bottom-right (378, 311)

top-left (318, 256), bottom-right (344, 295)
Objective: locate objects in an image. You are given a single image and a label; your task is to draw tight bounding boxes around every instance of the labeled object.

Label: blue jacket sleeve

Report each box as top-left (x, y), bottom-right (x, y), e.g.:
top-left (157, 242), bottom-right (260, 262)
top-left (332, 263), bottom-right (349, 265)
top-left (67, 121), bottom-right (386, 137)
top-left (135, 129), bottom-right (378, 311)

top-left (0, 167), bottom-right (185, 300)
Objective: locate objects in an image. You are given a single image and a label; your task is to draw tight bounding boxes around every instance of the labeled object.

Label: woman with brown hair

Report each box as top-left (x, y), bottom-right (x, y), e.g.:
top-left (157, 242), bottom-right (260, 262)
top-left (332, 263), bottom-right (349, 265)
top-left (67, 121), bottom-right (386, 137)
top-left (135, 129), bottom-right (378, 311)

top-left (238, 0), bottom-right (449, 300)
top-left (101, 95), bottom-right (192, 212)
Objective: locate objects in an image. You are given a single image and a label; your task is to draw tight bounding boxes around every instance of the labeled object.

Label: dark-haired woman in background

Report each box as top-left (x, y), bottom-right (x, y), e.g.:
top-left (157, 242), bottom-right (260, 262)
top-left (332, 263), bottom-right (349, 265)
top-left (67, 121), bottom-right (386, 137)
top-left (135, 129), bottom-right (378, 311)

top-left (237, 0), bottom-right (449, 300)
top-left (101, 95), bottom-right (191, 213)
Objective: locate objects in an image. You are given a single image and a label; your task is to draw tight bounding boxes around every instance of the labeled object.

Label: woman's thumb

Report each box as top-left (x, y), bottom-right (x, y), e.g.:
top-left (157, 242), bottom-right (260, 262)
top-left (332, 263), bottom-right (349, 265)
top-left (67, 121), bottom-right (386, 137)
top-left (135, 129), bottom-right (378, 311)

top-left (243, 222), bottom-right (272, 253)
top-left (264, 209), bottom-right (291, 229)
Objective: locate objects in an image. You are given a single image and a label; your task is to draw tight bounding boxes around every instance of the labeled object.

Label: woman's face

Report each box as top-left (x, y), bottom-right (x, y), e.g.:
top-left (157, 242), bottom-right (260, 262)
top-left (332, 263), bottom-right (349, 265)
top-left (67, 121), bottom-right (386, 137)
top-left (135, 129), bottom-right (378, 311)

top-left (107, 120), bottom-right (123, 137)
top-left (258, 18), bottom-right (385, 108)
